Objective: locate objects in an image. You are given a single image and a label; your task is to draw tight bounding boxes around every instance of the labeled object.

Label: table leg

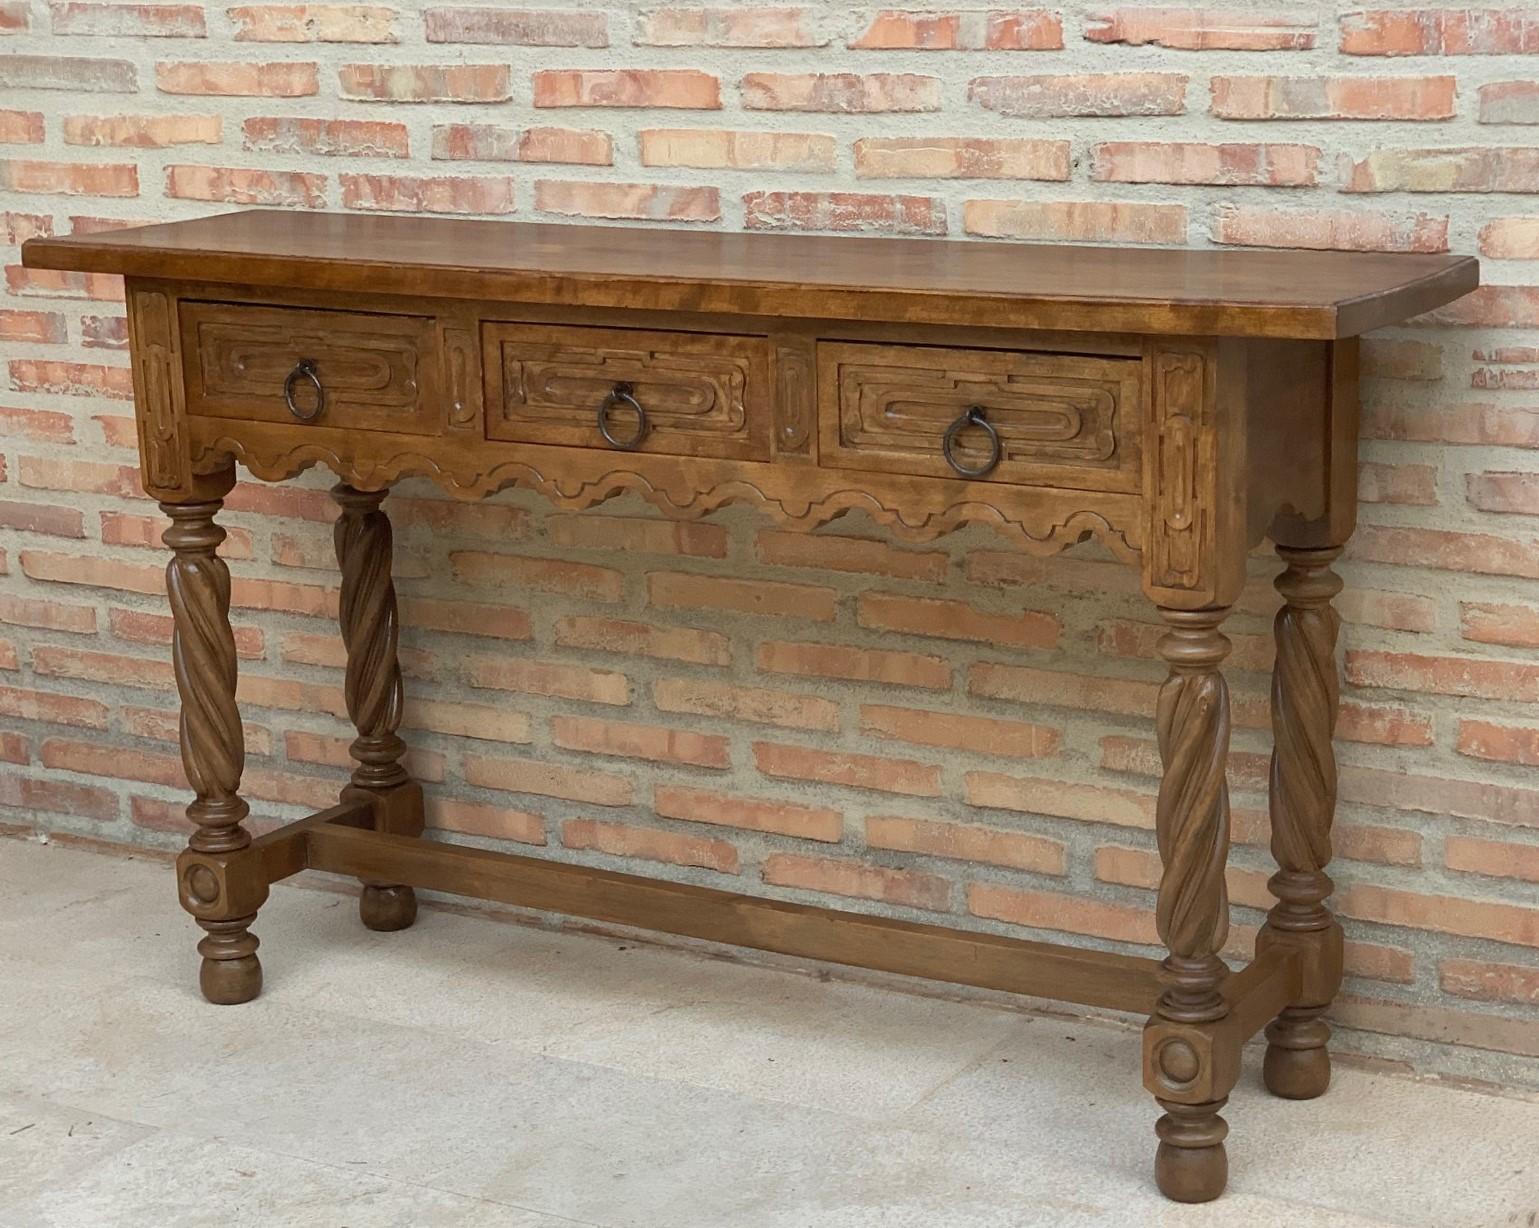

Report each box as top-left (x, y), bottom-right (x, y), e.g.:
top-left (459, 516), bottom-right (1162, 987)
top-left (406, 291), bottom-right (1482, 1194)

top-left (1259, 544), bottom-right (1345, 1099)
top-left (164, 496), bottom-right (268, 1004)
top-left (332, 483), bottom-right (422, 932)
top-left (1142, 606), bottom-right (1235, 1203)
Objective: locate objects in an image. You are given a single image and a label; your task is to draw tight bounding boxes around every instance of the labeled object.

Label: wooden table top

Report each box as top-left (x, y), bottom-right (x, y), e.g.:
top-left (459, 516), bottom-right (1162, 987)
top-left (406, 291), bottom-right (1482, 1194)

top-left (23, 209), bottom-right (1478, 340)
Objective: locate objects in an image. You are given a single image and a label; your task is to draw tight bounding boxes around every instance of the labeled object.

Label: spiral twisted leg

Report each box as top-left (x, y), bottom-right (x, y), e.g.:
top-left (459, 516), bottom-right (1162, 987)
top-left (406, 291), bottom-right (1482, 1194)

top-left (1144, 606), bottom-right (1234, 1203)
top-left (163, 498), bottom-right (266, 1004)
top-left (1261, 545), bottom-right (1345, 1099)
top-left (333, 483), bottom-right (420, 932)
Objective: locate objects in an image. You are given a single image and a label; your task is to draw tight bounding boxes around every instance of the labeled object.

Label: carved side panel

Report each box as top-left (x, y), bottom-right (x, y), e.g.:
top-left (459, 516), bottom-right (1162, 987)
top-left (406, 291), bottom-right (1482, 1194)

top-left (441, 321), bottom-right (481, 432)
top-left (126, 284), bottom-right (196, 500)
top-left (1142, 340), bottom-right (1243, 608)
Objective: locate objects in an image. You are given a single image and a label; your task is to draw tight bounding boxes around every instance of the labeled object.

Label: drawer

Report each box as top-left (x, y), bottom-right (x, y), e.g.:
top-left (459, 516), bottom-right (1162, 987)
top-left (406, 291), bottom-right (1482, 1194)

top-left (817, 341), bottom-right (1142, 491)
top-left (179, 300), bottom-right (441, 435)
top-left (484, 322), bottom-right (772, 461)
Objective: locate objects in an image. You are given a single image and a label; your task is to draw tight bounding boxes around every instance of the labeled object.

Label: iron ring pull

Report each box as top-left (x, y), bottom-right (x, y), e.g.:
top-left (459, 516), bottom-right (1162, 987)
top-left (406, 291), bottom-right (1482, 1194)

top-left (596, 381), bottom-right (648, 451)
top-left (283, 358), bottom-right (324, 423)
top-left (942, 405), bottom-right (1001, 478)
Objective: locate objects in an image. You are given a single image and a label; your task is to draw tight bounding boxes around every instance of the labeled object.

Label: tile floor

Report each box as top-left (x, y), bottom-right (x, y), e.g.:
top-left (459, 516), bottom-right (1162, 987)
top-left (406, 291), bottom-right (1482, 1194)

top-left (2, 837), bottom-right (1535, 1228)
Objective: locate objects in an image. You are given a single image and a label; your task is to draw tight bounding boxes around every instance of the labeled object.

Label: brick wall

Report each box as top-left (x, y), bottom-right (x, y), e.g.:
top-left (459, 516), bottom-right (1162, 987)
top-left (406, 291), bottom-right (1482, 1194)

top-left (1, 2), bottom-right (1537, 1079)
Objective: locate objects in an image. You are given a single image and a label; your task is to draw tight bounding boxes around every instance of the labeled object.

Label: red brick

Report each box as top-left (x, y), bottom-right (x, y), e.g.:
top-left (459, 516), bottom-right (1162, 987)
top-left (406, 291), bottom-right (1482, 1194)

top-left (4, 267), bottom-right (124, 301)
top-left (563, 818), bottom-right (738, 873)
top-left (1362, 338), bottom-right (1446, 380)
top-left (1, 775), bottom-right (117, 821)
top-left (1337, 701), bottom-right (1433, 747)
top-left (654, 783), bottom-right (841, 842)
top-left (229, 4), bottom-right (396, 41)
top-left (1341, 882), bottom-right (1539, 947)
top-left (371, 575), bottom-right (495, 625)
top-left (535, 180), bottom-right (719, 223)
top-left (112, 607), bottom-right (263, 658)
top-left (1094, 140), bottom-right (1318, 186)
top-left (156, 60), bottom-right (318, 95)
top-left (650, 571), bottom-right (834, 620)
top-left (1467, 470), bottom-right (1539, 514)
top-left (970, 72), bottom-right (1187, 117)
top-left (966, 770), bottom-right (1156, 828)
top-left (20, 549), bottom-right (161, 594)
top-left (0, 593), bottom-right (94, 634)
top-left (1095, 844), bottom-right (1274, 912)
top-left (432, 124), bottom-right (611, 165)
top-left (0, 0), bottom-right (28, 29)
top-left (0, 684), bottom-right (108, 728)
top-left (533, 69), bottom-right (719, 109)
top-left (1341, 8), bottom-right (1539, 55)
top-left (1336, 823), bottom-right (1424, 867)
top-left (1362, 401), bottom-right (1539, 448)
top-left (854, 136), bottom-right (1069, 181)
top-left (744, 190), bottom-right (945, 236)
top-left (969, 881), bottom-right (1155, 944)
top-left (866, 814), bottom-right (1064, 874)
top-left (166, 164), bottom-right (326, 207)
top-left (1087, 8), bottom-right (1316, 50)
top-left (468, 656), bottom-right (629, 705)
top-left (636, 6), bottom-right (825, 47)
top-left (338, 63), bottom-right (509, 102)
top-left (969, 661), bottom-right (1156, 718)
top-left (1457, 719), bottom-right (1539, 766)
top-left (1479, 80), bottom-right (1539, 124)
top-left (549, 514), bottom-right (727, 557)
top-left (858, 591), bottom-right (1059, 648)
top-left (965, 199), bottom-right (1187, 244)
top-left (1358, 461), bottom-right (1438, 505)
top-left (742, 71), bottom-right (940, 112)
top-left (1427, 286), bottom-right (1539, 328)
top-left (1346, 649), bottom-right (1539, 702)
top-left (0, 160), bottom-right (137, 196)
top-left (426, 7), bottom-right (605, 44)
top-left (51, 2), bottom-right (204, 35)
top-left (655, 677), bottom-right (838, 732)
top-left (860, 703), bottom-right (1059, 759)
top-left (756, 639), bottom-right (950, 689)
top-left (11, 361), bottom-right (132, 398)
top-left (850, 9), bottom-right (1062, 49)
top-left (0, 405), bottom-right (74, 442)
top-left (392, 496), bottom-right (529, 539)
top-left (552, 714), bottom-right (730, 769)
top-left (1343, 148), bottom-right (1539, 194)
top-left (1440, 958), bottom-right (1539, 1005)
top-left (1212, 74), bottom-right (1456, 120)
top-left (1447, 835), bottom-right (1539, 884)
top-left (755, 530), bottom-right (947, 580)
top-left (0, 55), bottom-right (137, 92)
top-left (1214, 205), bottom-right (1449, 253)
top-left (428, 796), bottom-right (545, 845)
top-left (554, 615), bottom-right (730, 666)
top-left (1461, 600), bottom-right (1539, 648)
top-left (243, 116), bottom-right (407, 157)
top-left (1342, 764), bottom-right (1539, 829)
top-left (754, 741), bottom-right (942, 797)
top-left (640, 129), bottom-right (835, 172)
top-left (79, 313), bottom-right (127, 347)
top-left (1351, 524), bottom-right (1538, 579)
top-left (33, 645), bottom-right (174, 691)
top-left (1, 212), bottom-right (53, 244)
top-left (452, 549), bottom-right (622, 600)
top-left (340, 173), bottom-right (513, 214)
top-left (0, 111), bottom-right (44, 144)
top-left (763, 852), bottom-right (951, 911)
top-left (0, 310), bottom-right (66, 344)
top-left (463, 752), bottom-right (633, 806)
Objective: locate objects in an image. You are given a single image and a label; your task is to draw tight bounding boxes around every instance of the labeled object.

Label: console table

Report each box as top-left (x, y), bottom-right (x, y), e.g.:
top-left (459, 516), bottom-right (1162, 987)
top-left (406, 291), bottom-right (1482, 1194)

top-left (23, 213), bottom-right (1476, 1203)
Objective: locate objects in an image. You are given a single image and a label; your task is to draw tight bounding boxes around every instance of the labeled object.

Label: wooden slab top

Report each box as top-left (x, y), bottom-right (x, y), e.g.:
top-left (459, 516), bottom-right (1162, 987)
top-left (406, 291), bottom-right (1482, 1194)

top-left (23, 209), bottom-right (1478, 340)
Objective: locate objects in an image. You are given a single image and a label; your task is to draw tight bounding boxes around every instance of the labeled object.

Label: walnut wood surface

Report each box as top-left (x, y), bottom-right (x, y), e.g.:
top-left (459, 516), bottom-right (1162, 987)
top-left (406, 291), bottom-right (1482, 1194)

top-left (23, 210), bottom-right (1477, 339)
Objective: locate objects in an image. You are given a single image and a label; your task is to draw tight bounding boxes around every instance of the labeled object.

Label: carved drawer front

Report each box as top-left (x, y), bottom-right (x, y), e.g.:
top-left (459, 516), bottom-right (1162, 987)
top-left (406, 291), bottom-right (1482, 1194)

top-left (484, 322), bottom-right (772, 461)
top-left (817, 341), bottom-right (1142, 491)
top-left (179, 300), bottom-right (441, 434)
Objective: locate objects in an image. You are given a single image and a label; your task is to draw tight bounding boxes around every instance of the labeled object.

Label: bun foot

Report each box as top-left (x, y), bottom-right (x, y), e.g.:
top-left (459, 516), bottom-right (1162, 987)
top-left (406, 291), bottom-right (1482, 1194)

top-left (1264, 1017), bottom-right (1331, 1099)
top-left (360, 884), bottom-right (418, 932)
top-left (1154, 1100), bottom-right (1228, 1203)
top-left (199, 953), bottom-right (262, 1005)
